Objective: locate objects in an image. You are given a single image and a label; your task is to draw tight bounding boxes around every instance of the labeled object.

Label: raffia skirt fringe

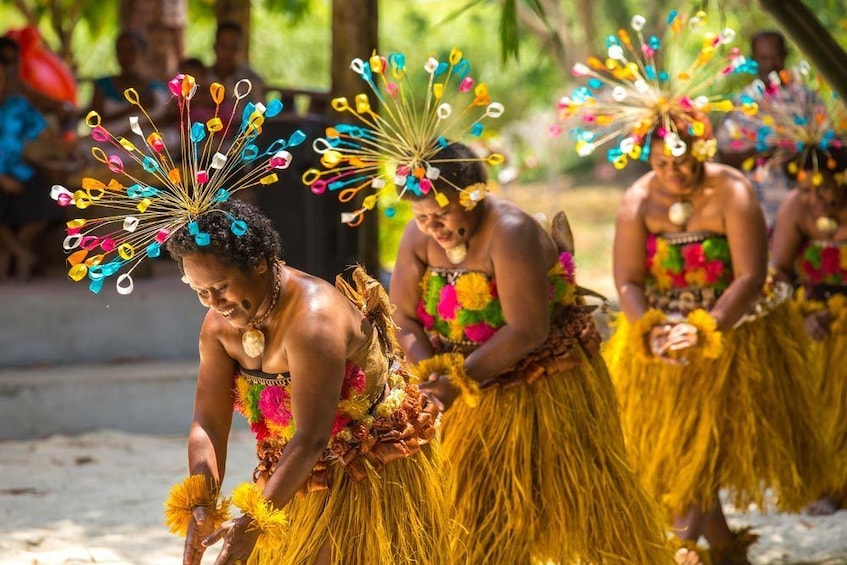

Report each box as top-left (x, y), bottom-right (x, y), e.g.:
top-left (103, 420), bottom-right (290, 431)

top-left (799, 295), bottom-right (847, 503)
top-left (440, 347), bottom-right (675, 564)
top-left (248, 441), bottom-right (452, 564)
top-left (603, 302), bottom-right (835, 519)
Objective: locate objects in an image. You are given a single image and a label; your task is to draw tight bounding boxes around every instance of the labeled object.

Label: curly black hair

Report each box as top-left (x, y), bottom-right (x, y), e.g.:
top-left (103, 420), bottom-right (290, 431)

top-left (399, 142), bottom-right (487, 201)
top-left (786, 145), bottom-right (847, 181)
top-left (165, 199), bottom-right (281, 273)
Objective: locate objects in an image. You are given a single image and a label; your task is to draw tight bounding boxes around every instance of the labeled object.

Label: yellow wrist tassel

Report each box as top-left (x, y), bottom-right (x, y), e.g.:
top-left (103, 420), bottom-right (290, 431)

top-left (685, 308), bottom-right (722, 359)
top-left (630, 308), bottom-right (722, 361)
top-left (631, 309), bottom-right (667, 361)
top-left (231, 482), bottom-right (288, 551)
top-left (164, 474), bottom-right (230, 536)
top-left (413, 352), bottom-right (481, 407)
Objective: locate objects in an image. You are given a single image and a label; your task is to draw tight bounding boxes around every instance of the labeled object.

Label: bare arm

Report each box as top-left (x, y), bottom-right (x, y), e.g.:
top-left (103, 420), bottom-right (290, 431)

top-left (389, 221), bottom-right (435, 364)
top-left (769, 191), bottom-right (806, 284)
top-left (709, 174), bottom-right (768, 330)
top-left (260, 295), bottom-right (348, 509)
top-left (613, 184), bottom-right (650, 322)
top-left (183, 314), bottom-right (236, 565)
top-left (189, 315), bottom-right (236, 485)
top-left (462, 214), bottom-right (551, 380)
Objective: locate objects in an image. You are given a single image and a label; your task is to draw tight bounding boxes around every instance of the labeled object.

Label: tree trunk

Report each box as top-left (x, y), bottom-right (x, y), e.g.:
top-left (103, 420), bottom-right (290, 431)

top-left (119, 0), bottom-right (186, 82)
top-left (215, 0), bottom-right (252, 60)
top-left (331, 0), bottom-right (380, 276)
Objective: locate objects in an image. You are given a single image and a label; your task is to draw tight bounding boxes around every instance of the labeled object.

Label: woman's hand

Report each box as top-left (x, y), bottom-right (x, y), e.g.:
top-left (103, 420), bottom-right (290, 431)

top-left (203, 514), bottom-right (259, 565)
top-left (418, 373), bottom-right (461, 412)
top-left (804, 310), bottom-right (832, 341)
top-left (649, 322), bottom-right (699, 365)
top-left (183, 506), bottom-right (217, 565)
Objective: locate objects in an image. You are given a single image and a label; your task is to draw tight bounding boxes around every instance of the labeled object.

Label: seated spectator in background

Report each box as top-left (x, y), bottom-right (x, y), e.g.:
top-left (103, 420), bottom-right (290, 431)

top-left (85, 30), bottom-right (169, 137)
top-left (208, 22), bottom-right (265, 107)
top-left (717, 30), bottom-right (796, 229)
top-left (0, 59), bottom-right (64, 281)
top-left (0, 36), bottom-right (76, 128)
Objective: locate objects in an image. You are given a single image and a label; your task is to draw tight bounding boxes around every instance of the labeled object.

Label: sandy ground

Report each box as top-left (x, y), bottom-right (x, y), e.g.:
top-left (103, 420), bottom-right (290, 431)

top-left (1, 429), bottom-right (846, 565)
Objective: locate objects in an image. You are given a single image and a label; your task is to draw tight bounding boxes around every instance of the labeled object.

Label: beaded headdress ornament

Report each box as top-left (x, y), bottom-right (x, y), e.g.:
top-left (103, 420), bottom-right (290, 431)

top-left (301, 48), bottom-right (505, 226)
top-left (553, 10), bottom-right (757, 169)
top-left (51, 77), bottom-right (305, 295)
top-left (724, 62), bottom-right (847, 188)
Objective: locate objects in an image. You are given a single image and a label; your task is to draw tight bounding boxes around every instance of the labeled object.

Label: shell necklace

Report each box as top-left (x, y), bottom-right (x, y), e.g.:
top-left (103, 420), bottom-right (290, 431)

top-left (445, 243), bottom-right (468, 264)
top-left (241, 262), bottom-right (282, 358)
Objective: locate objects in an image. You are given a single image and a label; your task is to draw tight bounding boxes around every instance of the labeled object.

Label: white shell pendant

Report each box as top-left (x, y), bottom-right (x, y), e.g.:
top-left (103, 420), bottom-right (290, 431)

top-left (445, 243), bottom-right (468, 265)
top-left (242, 328), bottom-right (266, 358)
top-left (815, 216), bottom-right (839, 236)
top-left (668, 201), bottom-right (694, 227)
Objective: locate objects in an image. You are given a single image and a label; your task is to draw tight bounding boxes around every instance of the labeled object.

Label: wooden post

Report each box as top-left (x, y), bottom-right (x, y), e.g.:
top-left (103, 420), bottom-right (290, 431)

top-left (118, 0), bottom-right (186, 82)
top-left (214, 0), bottom-right (252, 60)
top-left (331, 0), bottom-right (380, 276)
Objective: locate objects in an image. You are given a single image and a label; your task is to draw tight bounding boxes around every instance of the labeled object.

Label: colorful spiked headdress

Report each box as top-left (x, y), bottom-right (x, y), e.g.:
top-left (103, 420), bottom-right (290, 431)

top-left (723, 62), bottom-right (847, 187)
top-left (51, 76), bottom-right (305, 295)
top-left (553, 10), bottom-right (757, 169)
top-left (301, 48), bottom-right (505, 226)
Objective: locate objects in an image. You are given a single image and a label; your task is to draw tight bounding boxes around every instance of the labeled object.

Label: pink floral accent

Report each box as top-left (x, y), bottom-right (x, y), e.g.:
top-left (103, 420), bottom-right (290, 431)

top-left (490, 279), bottom-right (498, 298)
top-left (250, 421), bottom-right (270, 442)
top-left (559, 252), bottom-right (576, 283)
top-left (682, 244), bottom-right (706, 269)
top-left (464, 321), bottom-right (497, 343)
top-left (332, 414), bottom-right (352, 435)
top-left (803, 261), bottom-right (823, 283)
top-left (704, 260), bottom-right (724, 283)
top-left (822, 246), bottom-right (841, 274)
top-left (670, 272), bottom-right (688, 288)
top-left (437, 284), bottom-right (459, 320)
top-left (258, 386), bottom-right (293, 426)
top-left (416, 301), bottom-right (436, 330)
top-left (341, 362), bottom-right (367, 398)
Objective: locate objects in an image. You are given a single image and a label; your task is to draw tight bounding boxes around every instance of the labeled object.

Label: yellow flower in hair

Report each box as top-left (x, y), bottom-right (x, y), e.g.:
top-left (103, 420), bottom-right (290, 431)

top-left (458, 183), bottom-right (488, 211)
top-left (691, 138), bottom-right (717, 161)
top-left (455, 272), bottom-right (492, 310)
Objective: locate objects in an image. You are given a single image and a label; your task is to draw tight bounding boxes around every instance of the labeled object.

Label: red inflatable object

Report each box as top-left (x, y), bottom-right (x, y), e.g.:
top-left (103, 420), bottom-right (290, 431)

top-left (5, 26), bottom-right (77, 105)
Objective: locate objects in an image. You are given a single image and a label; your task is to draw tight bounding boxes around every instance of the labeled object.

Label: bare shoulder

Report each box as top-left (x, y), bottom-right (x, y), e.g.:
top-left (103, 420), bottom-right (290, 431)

top-left (708, 162), bottom-right (753, 196)
top-left (488, 197), bottom-right (547, 244)
top-left (286, 268), bottom-right (355, 324)
top-left (776, 188), bottom-right (806, 223)
top-left (619, 172), bottom-right (652, 216)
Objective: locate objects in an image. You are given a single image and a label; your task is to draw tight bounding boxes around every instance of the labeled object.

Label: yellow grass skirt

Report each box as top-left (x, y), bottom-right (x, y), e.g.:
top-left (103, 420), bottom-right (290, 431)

top-left (247, 442), bottom-right (451, 564)
top-left (604, 302), bottom-right (834, 519)
top-left (440, 347), bottom-right (675, 564)
top-left (799, 294), bottom-right (847, 503)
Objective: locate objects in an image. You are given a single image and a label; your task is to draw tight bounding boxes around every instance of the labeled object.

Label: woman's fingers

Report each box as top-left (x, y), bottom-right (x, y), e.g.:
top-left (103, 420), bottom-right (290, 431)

top-left (202, 521), bottom-right (230, 547)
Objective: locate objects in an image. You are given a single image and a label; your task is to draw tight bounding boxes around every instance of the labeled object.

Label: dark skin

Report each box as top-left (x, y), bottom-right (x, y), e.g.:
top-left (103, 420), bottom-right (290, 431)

top-left (389, 193), bottom-right (557, 410)
top-left (771, 171), bottom-right (846, 516)
top-left (613, 137), bottom-right (767, 545)
top-left (718, 34), bottom-right (787, 170)
top-left (178, 253), bottom-right (370, 565)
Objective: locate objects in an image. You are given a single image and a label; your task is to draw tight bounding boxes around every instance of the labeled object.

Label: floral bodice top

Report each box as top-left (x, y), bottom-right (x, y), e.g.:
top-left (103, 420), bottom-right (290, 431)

top-left (645, 232), bottom-right (733, 314)
top-left (797, 239), bottom-right (847, 299)
top-left (416, 251), bottom-right (577, 349)
top-left (232, 325), bottom-right (406, 447)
